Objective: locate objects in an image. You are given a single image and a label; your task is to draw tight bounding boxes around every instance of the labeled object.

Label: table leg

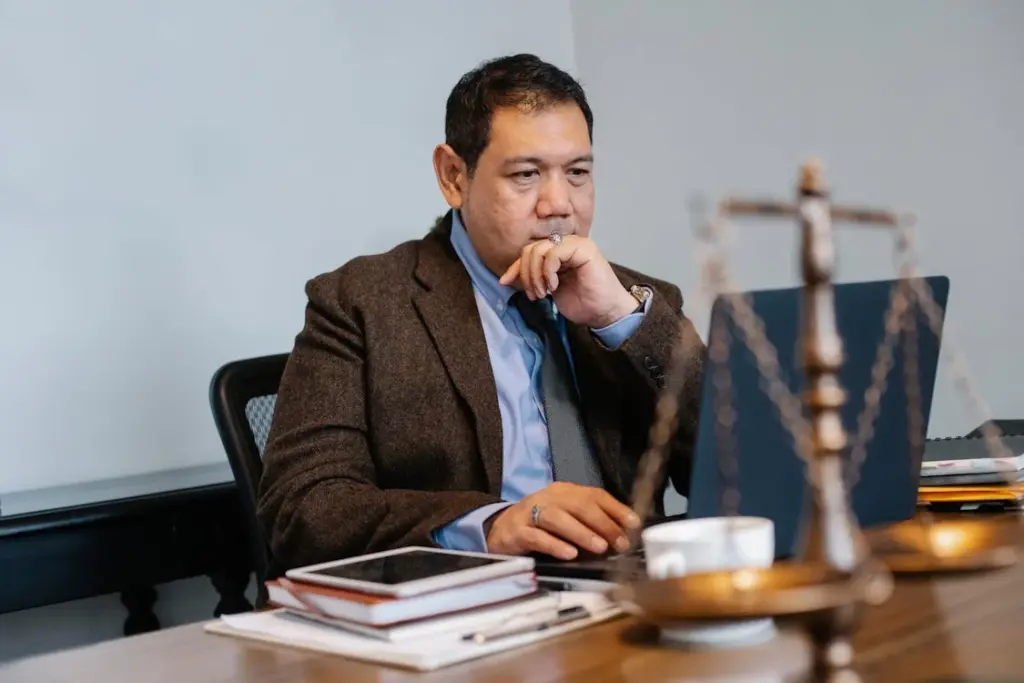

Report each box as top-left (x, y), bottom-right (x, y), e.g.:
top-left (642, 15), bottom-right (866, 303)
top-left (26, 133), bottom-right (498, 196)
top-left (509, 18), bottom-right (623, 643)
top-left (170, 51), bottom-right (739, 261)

top-left (120, 586), bottom-right (160, 636)
top-left (210, 565), bottom-right (253, 617)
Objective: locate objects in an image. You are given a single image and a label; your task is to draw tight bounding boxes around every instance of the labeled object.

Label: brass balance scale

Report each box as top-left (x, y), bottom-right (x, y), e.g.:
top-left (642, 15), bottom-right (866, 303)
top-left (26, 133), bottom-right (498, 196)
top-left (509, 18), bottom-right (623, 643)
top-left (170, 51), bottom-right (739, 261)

top-left (611, 161), bottom-right (1021, 682)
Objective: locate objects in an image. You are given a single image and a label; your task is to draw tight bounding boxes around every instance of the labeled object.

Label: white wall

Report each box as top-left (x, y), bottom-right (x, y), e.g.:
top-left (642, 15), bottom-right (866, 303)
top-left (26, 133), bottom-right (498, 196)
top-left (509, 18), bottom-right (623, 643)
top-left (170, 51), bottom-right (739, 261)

top-left (571, 0), bottom-right (1024, 438)
top-left (0, 0), bottom-right (576, 493)
top-left (0, 0), bottom-right (576, 662)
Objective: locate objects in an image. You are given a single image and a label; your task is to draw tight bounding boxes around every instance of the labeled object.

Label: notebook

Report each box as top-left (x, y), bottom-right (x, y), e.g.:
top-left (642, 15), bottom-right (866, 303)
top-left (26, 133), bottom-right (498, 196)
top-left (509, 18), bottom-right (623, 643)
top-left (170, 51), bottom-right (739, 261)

top-left (918, 484), bottom-right (1024, 502)
top-left (266, 571), bottom-right (537, 625)
top-left (282, 591), bottom-right (560, 642)
top-left (204, 591), bottom-right (622, 671)
top-left (921, 434), bottom-right (1024, 478)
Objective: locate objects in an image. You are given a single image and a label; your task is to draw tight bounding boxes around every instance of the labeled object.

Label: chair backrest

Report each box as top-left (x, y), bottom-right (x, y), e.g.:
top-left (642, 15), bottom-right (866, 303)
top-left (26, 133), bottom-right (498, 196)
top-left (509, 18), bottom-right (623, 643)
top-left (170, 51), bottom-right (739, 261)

top-left (209, 353), bottom-right (289, 607)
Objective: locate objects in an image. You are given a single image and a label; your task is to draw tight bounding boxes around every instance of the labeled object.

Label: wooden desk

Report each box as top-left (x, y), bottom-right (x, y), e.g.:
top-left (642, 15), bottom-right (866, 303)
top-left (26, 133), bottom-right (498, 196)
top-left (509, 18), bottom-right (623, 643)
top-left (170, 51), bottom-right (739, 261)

top-left (2, 515), bottom-right (1021, 683)
top-left (0, 463), bottom-right (252, 634)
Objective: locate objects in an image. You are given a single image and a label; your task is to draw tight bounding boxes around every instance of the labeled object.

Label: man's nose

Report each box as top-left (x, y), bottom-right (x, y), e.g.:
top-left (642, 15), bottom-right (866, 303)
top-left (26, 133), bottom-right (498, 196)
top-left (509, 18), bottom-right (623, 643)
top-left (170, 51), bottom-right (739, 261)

top-left (535, 173), bottom-right (573, 218)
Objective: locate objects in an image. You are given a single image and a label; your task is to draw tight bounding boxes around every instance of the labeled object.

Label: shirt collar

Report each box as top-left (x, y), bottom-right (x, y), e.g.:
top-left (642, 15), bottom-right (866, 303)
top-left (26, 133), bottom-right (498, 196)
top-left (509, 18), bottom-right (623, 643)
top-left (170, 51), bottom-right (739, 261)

top-left (450, 209), bottom-right (518, 316)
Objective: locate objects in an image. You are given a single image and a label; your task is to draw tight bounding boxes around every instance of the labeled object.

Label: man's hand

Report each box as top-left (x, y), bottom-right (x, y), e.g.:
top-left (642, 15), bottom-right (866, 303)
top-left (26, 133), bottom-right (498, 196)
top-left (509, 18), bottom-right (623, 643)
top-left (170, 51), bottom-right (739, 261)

top-left (498, 235), bottom-right (638, 329)
top-left (486, 482), bottom-right (641, 559)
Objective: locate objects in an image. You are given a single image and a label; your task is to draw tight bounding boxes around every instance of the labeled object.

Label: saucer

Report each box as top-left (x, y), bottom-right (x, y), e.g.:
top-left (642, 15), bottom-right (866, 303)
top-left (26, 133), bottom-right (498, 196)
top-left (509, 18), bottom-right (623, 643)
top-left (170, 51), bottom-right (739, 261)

top-left (656, 617), bottom-right (777, 649)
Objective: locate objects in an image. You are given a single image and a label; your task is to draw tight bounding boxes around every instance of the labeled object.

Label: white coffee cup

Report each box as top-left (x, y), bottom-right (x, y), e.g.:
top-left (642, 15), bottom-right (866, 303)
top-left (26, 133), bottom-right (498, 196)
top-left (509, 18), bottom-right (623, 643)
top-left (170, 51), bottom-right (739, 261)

top-left (641, 516), bottom-right (777, 648)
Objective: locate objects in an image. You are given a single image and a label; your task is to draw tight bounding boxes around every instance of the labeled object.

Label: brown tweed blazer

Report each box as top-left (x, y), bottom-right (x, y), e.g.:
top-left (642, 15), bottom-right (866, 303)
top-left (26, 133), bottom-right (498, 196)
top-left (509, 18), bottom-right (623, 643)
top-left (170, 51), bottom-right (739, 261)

top-left (257, 212), bottom-right (706, 574)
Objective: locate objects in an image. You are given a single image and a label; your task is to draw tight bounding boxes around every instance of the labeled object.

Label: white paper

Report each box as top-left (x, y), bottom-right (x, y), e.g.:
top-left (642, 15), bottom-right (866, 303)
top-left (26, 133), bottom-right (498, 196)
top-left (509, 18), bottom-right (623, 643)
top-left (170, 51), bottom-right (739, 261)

top-left (208, 592), bottom-right (622, 671)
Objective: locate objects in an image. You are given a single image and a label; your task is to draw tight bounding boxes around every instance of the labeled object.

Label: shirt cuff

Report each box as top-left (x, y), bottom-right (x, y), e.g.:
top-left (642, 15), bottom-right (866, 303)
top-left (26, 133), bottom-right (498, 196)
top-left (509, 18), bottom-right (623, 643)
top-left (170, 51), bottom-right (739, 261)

top-left (590, 290), bottom-right (653, 350)
top-left (431, 502), bottom-right (513, 552)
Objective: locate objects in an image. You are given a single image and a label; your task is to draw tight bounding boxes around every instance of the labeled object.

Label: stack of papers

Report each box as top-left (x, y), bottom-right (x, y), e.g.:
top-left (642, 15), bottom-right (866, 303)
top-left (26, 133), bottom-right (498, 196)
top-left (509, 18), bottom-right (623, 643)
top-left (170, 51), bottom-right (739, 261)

top-left (205, 590), bottom-right (622, 671)
top-left (919, 435), bottom-right (1024, 510)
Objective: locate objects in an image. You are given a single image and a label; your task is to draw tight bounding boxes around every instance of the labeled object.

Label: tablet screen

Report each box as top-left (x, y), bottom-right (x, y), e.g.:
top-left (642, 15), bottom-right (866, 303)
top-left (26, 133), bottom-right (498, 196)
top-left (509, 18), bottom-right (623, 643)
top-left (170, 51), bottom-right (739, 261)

top-left (304, 550), bottom-right (507, 585)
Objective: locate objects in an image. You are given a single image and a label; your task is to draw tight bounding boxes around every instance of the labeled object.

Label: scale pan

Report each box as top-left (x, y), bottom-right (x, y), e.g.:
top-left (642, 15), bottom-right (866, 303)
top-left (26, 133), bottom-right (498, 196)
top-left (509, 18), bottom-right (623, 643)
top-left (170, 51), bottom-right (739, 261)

top-left (618, 561), bottom-right (893, 622)
top-left (872, 518), bottom-right (1019, 574)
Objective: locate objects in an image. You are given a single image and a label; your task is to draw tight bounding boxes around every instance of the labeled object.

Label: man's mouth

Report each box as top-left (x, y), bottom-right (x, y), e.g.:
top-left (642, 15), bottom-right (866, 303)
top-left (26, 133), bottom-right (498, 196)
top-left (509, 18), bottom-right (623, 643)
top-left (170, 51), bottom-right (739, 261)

top-left (545, 217), bottom-right (572, 236)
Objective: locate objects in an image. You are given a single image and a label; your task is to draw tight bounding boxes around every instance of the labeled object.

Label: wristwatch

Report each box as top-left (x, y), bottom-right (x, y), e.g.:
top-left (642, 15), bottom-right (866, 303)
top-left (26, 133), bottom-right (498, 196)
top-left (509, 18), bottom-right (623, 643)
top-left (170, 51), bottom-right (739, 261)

top-left (628, 285), bottom-right (652, 313)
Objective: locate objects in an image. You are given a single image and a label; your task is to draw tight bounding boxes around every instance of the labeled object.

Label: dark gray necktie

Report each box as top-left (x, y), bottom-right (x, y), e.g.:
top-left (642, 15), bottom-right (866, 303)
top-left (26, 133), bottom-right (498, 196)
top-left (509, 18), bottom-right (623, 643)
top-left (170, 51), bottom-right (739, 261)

top-left (511, 293), bottom-right (605, 489)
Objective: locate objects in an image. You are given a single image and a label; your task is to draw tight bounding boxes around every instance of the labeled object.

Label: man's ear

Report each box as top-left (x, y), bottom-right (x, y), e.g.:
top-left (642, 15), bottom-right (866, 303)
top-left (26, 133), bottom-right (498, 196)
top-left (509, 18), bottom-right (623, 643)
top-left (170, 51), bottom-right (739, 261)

top-left (432, 144), bottom-right (467, 208)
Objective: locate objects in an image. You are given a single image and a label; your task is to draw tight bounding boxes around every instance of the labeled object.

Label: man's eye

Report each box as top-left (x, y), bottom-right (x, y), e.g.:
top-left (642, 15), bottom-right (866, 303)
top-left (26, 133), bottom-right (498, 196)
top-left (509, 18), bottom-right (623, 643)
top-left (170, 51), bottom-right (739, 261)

top-left (567, 168), bottom-right (591, 185)
top-left (512, 170), bottom-right (539, 179)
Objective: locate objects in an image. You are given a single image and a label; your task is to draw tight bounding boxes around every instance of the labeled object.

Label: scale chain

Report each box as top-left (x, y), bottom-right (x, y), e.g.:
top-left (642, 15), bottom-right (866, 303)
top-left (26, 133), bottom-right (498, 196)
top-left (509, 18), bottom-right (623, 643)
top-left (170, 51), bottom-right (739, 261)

top-left (704, 214), bottom-right (817, 487)
top-left (903, 261), bottom-right (925, 499)
top-left (700, 223), bottom-right (753, 561)
top-left (707, 212), bottom-right (1015, 495)
top-left (694, 214), bottom-right (743, 517)
top-left (710, 271), bottom-right (741, 517)
top-left (843, 220), bottom-right (917, 490)
top-left (904, 267), bottom-right (1017, 464)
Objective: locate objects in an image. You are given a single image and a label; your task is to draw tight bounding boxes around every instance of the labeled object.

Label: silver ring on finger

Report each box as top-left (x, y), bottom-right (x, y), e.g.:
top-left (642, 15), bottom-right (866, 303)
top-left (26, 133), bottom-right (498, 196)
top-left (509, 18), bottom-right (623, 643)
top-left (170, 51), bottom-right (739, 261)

top-left (531, 504), bottom-right (543, 528)
top-left (548, 232), bottom-right (562, 246)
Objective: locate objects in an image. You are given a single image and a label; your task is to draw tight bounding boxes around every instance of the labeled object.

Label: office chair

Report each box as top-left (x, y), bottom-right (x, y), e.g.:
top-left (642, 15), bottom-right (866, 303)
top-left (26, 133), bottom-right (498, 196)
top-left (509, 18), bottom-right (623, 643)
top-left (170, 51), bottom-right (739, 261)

top-left (209, 352), bottom-right (289, 608)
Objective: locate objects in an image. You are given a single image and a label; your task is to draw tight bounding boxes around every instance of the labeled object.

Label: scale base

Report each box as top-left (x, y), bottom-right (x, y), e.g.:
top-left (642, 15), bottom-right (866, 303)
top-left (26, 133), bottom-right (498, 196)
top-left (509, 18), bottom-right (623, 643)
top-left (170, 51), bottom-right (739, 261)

top-left (615, 560), bottom-right (891, 683)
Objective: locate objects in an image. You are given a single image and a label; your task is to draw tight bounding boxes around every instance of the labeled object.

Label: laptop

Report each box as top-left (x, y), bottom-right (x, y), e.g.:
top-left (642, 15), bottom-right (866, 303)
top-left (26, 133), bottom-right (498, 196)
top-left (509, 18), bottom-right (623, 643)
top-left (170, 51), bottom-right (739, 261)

top-left (686, 275), bottom-right (949, 559)
top-left (535, 276), bottom-right (949, 578)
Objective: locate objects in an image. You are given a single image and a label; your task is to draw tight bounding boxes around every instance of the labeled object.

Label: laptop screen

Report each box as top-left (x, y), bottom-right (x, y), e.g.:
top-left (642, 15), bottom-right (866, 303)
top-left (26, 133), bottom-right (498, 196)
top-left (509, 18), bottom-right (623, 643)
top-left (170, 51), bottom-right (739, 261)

top-left (685, 276), bottom-right (949, 558)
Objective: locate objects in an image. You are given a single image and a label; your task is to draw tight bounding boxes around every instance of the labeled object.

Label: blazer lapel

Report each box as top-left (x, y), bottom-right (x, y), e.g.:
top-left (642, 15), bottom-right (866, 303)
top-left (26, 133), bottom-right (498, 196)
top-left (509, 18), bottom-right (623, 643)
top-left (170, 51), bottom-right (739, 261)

top-left (412, 218), bottom-right (504, 496)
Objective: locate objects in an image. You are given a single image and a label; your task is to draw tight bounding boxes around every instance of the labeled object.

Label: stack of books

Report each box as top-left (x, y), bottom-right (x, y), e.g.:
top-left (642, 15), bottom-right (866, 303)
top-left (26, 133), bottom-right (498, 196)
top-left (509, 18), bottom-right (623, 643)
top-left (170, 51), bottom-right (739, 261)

top-left (265, 568), bottom-right (554, 642)
top-left (918, 434), bottom-right (1024, 511)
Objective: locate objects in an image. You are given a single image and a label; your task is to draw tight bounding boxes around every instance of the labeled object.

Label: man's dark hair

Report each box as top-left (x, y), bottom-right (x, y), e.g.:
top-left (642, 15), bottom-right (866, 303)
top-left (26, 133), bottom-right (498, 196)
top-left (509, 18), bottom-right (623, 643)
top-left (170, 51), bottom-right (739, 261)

top-left (445, 54), bottom-right (593, 174)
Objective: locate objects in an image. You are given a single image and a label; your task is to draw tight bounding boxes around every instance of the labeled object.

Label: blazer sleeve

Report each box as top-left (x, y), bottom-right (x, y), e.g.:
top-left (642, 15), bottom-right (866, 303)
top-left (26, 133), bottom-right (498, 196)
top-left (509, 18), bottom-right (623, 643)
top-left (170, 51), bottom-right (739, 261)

top-left (608, 275), bottom-right (706, 498)
top-left (257, 272), bottom-right (502, 572)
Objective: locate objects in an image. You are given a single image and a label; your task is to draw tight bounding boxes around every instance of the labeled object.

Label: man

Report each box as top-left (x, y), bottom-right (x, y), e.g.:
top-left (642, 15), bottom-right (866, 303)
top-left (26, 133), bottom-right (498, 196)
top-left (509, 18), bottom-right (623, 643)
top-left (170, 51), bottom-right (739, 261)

top-left (257, 54), bottom-right (705, 574)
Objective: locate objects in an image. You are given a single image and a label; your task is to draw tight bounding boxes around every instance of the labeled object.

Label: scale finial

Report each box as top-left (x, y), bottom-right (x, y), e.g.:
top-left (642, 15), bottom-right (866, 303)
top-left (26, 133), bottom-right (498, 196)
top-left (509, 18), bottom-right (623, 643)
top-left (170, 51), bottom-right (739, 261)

top-left (799, 158), bottom-right (827, 196)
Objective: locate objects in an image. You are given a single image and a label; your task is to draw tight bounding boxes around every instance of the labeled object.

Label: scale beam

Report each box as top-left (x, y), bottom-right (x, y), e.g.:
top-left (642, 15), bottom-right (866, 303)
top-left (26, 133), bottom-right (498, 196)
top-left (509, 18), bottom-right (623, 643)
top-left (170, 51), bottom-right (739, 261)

top-left (720, 162), bottom-right (901, 228)
top-left (720, 199), bottom-right (899, 228)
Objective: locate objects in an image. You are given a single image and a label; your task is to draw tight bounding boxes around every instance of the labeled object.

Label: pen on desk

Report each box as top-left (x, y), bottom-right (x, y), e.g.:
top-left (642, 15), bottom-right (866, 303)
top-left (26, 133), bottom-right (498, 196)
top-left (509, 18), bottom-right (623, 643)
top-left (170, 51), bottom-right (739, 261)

top-left (463, 605), bottom-right (591, 644)
top-left (537, 578), bottom-right (575, 592)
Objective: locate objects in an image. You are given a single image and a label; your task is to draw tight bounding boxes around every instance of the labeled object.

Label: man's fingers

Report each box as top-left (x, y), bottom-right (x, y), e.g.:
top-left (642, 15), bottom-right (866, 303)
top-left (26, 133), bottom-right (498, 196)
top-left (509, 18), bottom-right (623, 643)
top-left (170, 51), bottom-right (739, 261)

top-left (525, 241), bottom-right (554, 300)
top-left (542, 248), bottom-right (561, 294)
top-left (565, 502), bottom-right (631, 552)
top-left (499, 259), bottom-right (522, 287)
top-left (537, 237), bottom-right (590, 298)
top-left (519, 243), bottom-right (536, 298)
top-left (519, 526), bottom-right (578, 560)
top-left (499, 235), bottom-right (594, 292)
top-left (553, 235), bottom-right (590, 270)
top-left (592, 490), bottom-right (643, 533)
top-left (538, 506), bottom-right (609, 555)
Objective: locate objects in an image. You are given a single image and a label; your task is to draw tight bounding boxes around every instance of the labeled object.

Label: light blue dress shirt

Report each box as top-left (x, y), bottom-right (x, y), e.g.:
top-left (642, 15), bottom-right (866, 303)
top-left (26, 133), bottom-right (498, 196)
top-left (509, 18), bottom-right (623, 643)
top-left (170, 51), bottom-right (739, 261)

top-left (431, 210), bottom-right (652, 551)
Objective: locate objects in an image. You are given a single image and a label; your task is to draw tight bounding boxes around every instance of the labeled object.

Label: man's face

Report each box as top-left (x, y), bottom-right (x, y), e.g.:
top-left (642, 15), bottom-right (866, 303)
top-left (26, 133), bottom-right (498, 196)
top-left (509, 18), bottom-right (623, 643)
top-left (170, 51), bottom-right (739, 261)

top-left (457, 103), bottom-right (594, 277)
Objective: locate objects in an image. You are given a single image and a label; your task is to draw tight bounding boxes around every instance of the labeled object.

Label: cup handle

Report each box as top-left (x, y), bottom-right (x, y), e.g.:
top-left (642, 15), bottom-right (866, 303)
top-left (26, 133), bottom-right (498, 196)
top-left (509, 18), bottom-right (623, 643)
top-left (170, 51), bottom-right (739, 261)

top-left (648, 551), bottom-right (686, 579)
